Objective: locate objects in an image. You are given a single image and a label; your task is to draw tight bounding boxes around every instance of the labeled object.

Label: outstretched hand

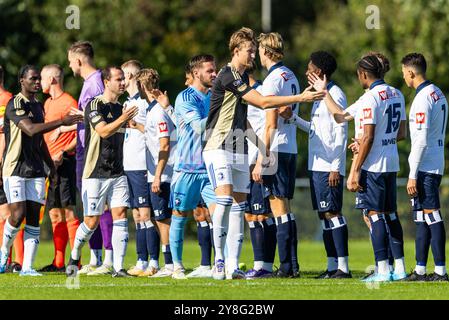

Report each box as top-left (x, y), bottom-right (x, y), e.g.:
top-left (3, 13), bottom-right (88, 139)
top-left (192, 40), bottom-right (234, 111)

top-left (149, 89), bottom-right (170, 108)
top-left (307, 73), bottom-right (327, 92)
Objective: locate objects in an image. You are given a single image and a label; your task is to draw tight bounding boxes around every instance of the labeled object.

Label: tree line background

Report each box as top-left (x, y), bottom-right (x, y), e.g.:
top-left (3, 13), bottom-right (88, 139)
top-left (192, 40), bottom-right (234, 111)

top-left (1, 0), bottom-right (449, 239)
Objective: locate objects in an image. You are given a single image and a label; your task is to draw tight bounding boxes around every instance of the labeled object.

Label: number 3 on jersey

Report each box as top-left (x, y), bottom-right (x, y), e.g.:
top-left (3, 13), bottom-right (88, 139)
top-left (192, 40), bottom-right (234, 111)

top-left (385, 103), bottom-right (401, 133)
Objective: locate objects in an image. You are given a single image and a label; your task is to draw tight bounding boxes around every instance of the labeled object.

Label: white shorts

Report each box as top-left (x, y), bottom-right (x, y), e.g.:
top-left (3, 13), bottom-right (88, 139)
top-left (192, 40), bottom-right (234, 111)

top-left (203, 149), bottom-right (250, 194)
top-left (82, 175), bottom-right (130, 216)
top-left (3, 176), bottom-right (46, 205)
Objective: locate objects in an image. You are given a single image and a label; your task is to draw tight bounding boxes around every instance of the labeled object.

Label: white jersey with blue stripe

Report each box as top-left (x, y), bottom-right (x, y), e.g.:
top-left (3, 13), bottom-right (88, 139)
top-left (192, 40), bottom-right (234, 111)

top-left (409, 81), bottom-right (447, 175)
top-left (173, 86), bottom-right (210, 173)
top-left (123, 93), bottom-right (148, 171)
top-left (261, 62), bottom-right (300, 154)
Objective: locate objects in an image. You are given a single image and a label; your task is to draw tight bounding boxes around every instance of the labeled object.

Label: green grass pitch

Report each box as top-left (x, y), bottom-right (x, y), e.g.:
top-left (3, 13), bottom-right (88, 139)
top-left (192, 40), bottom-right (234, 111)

top-left (1, 240), bottom-right (448, 300)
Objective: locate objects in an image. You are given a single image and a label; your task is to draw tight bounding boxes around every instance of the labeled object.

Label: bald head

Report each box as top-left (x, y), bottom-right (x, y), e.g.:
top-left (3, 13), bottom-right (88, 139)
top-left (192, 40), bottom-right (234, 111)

top-left (41, 64), bottom-right (64, 94)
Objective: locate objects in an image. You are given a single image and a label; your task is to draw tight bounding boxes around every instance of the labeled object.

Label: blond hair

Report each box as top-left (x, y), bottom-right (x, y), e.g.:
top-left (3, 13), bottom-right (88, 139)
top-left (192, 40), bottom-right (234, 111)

top-left (42, 64), bottom-right (64, 82)
top-left (229, 27), bottom-right (256, 56)
top-left (121, 60), bottom-right (143, 76)
top-left (135, 68), bottom-right (159, 91)
top-left (257, 32), bottom-right (284, 62)
top-left (68, 41), bottom-right (94, 59)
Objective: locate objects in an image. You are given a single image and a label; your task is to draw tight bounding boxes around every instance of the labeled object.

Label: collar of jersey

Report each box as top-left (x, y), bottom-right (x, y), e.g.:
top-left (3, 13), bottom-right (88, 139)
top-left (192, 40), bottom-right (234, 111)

top-left (267, 61), bottom-right (284, 76)
top-left (17, 92), bottom-right (37, 103)
top-left (252, 80), bottom-right (263, 89)
top-left (85, 69), bottom-right (101, 82)
top-left (188, 85), bottom-right (209, 99)
top-left (369, 79), bottom-right (385, 90)
top-left (127, 92), bottom-right (140, 101)
top-left (326, 81), bottom-right (335, 91)
top-left (146, 99), bottom-right (158, 112)
top-left (416, 80), bottom-right (432, 94)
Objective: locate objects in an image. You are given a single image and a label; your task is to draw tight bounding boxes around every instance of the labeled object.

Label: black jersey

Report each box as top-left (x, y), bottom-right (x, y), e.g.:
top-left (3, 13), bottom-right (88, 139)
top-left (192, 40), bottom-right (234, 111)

top-left (82, 96), bottom-right (125, 179)
top-left (204, 64), bottom-right (252, 154)
top-left (3, 93), bottom-right (46, 178)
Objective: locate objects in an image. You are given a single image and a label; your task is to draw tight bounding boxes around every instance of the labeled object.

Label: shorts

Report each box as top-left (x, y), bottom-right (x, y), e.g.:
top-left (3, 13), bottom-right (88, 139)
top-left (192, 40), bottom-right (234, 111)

top-left (125, 170), bottom-right (151, 209)
top-left (411, 171), bottom-right (442, 211)
top-left (149, 182), bottom-right (172, 220)
top-left (3, 176), bottom-right (46, 205)
top-left (264, 152), bottom-right (297, 199)
top-left (309, 171), bottom-right (343, 213)
top-left (355, 170), bottom-right (397, 213)
top-left (81, 175), bottom-right (130, 216)
top-left (203, 149), bottom-right (250, 194)
top-left (170, 172), bottom-right (215, 211)
top-left (246, 180), bottom-right (271, 215)
top-left (47, 154), bottom-right (76, 210)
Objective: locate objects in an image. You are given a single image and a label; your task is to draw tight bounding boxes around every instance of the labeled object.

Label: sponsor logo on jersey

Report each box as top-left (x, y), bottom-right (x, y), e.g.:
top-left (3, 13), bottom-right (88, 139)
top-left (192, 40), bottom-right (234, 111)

top-left (28, 111), bottom-right (34, 118)
top-left (16, 109), bottom-right (25, 116)
top-left (107, 112), bottom-right (113, 119)
top-left (416, 112), bottom-right (426, 124)
top-left (430, 91), bottom-right (441, 102)
top-left (363, 108), bottom-right (372, 119)
top-left (378, 89), bottom-right (398, 101)
top-left (158, 122), bottom-right (168, 133)
top-left (280, 71), bottom-right (294, 81)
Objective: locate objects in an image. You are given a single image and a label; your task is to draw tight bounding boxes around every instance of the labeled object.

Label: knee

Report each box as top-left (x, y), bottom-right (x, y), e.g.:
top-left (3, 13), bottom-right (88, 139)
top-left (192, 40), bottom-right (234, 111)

top-left (245, 213), bottom-right (257, 222)
top-left (84, 217), bottom-right (100, 230)
top-left (324, 212), bottom-right (340, 220)
top-left (257, 214), bottom-right (268, 223)
top-left (49, 209), bottom-right (63, 223)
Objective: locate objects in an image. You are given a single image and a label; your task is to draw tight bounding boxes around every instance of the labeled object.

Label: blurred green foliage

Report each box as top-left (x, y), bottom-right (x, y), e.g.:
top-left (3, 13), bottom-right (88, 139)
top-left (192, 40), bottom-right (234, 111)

top-left (2, 0), bottom-right (449, 238)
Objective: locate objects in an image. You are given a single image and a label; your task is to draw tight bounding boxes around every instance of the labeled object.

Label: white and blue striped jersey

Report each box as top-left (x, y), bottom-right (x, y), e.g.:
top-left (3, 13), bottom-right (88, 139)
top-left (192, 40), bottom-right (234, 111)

top-left (409, 81), bottom-right (447, 176)
top-left (261, 62), bottom-right (300, 154)
top-left (173, 86), bottom-right (210, 173)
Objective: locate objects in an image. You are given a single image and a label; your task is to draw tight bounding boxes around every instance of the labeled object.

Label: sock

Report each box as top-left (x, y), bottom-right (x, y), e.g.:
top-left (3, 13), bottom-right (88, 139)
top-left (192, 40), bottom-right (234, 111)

top-left (321, 219), bottom-right (337, 271)
top-left (169, 215), bottom-right (187, 264)
top-left (112, 219), bottom-right (128, 272)
top-left (435, 265), bottom-right (447, 276)
top-left (212, 196), bottom-right (233, 262)
top-left (385, 212), bottom-right (405, 259)
top-left (136, 259), bottom-right (148, 270)
top-left (248, 221), bottom-right (264, 270)
top-left (414, 211), bottom-right (431, 269)
top-left (136, 222), bottom-right (148, 263)
top-left (226, 202), bottom-right (245, 271)
top-left (1, 220), bottom-right (20, 259)
top-left (330, 216), bottom-right (349, 273)
top-left (22, 225), bottom-right (40, 271)
top-left (144, 220), bottom-right (160, 261)
top-left (394, 257), bottom-right (406, 274)
top-left (13, 229), bottom-right (24, 265)
top-left (276, 214), bottom-right (292, 274)
top-left (369, 214), bottom-right (389, 263)
top-left (66, 219), bottom-right (80, 250)
top-left (262, 217), bottom-right (276, 272)
top-left (100, 210), bottom-right (113, 250)
top-left (289, 213), bottom-right (299, 273)
top-left (149, 259), bottom-right (159, 269)
top-left (0, 219), bottom-right (4, 247)
top-left (88, 226), bottom-right (103, 264)
top-left (426, 211), bottom-right (446, 271)
top-left (104, 249), bottom-right (113, 266)
top-left (52, 221), bottom-right (68, 268)
top-left (415, 265), bottom-right (426, 275)
top-left (197, 220), bottom-right (212, 266)
top-left (72, 222), bottom-right (96, 261)
top-left (162, 244), bottom-right (173, 265)
top-left (377, 259), bottom-right (390, 276)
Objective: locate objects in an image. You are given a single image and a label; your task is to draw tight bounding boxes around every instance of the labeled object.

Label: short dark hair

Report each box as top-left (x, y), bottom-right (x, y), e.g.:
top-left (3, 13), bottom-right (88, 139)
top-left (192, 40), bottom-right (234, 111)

top-left (101, 66), bottom-right (122, 83)
top-left (0, 65), bottom-right (4, 84)
top-left (185, 63), bottom-right (192, 76)
top-left (189, 54), bottom-right (215, 72)
top-left (18, 65), bottom-right (39, 84)
top-left (68, 41), bottom-right (94, 59)
top-left (310, 51), bottom-right (337, 78)
top-left (357, 54), bottom-right (384, 79)
top-left (401, 53), bottom-right (427, 75)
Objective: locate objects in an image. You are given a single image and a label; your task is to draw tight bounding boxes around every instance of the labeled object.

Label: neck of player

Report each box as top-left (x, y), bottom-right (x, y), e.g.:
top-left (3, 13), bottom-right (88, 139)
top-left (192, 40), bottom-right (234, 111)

top-left (413, 77), bottom-right (427, 90)
top-left (49, 84), bottom-right (64, 100)
top-left (103, 90), bottom-right (120, 103)
top-left (126, 82), bottom-right (139, 98)
top-left (230, 58), bottom-right (246, 75)
top-left (81, 65), bottom-right (98, 80)
top-left (21, 89), bottom-right (35, 101)
top-left (265, 60), bottom-right (278, 71)
top-left (192, 81), bottom-right (209, 94)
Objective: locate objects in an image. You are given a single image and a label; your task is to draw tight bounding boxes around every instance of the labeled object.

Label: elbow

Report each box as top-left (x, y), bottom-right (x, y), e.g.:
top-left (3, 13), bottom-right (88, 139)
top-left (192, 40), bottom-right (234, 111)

top-left (363, 136), bottom-right (374, 145)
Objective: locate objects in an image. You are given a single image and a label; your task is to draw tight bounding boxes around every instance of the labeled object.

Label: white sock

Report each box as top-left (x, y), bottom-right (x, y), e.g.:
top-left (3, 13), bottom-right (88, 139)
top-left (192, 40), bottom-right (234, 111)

top-left (374, 265), bottom-right (378, 274)
top-left (212, 196), bottom-right (232, 262)
top-left (149, 259), bottom-right (159, 269)
top-left (254, 261), bottom-right (264, 271)
top-left (174, 261), bottom-right (184, 270)
top-left (377, 259), bottom-right (390, 275)
top-left (226, 202), bottom-right (245, 271)
top-left (338, 256), bottom-right (349, 273)
top-left (22, 225), bottom-right (40, 271)
top-left (165, 263), bottom-right (174, 271)
top-left (90, 249), bottom-right (102, 266)
top-left (415, 265), bottom-right (426, 275)
top-left (1, 220), bottom-right (20, 259)
top-left (435, 265), bottom-right (447, 276)
top-left (262, 262), bottom-right (273, 272)
top-left (394, 257), bottom-right (406, 274)
top-left (136, 260), bottom-right (148, 270)
top-left (327, 257), bottom-right (338, 271)
top-left (71, 223), bottom-right (96, 260)
top-left (112, 219), bottom-right (129, 272)
top-left (104, 249), bottom-right (113, 266)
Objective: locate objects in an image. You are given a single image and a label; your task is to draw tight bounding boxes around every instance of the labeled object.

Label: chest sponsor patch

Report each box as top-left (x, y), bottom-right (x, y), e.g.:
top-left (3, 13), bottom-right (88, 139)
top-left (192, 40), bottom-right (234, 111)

top-left (416, 112), bottom-right (425, 124)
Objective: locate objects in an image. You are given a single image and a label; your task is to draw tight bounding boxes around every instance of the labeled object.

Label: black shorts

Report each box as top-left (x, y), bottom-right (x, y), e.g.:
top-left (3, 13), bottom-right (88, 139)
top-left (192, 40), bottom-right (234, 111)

top-left (355, 170), bottom-right (397, 213)
top-left (246, 180), bottom-right (271, 215)
top-left (149, 182), bottom-right (172, 220)
top-left (309, 171), bottom-right (343, 213)
top-left (47, 154), bottom-right (76, 210)
top-left (411, 171), bottom-right (442, 211)
top-left (264, 152), bottom-right (297, 199)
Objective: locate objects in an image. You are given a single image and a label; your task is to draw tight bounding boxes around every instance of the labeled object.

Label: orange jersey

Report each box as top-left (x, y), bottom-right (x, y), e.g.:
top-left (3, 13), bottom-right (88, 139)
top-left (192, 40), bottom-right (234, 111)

top-left (43, 92), bottom-right (77, 157)
top-left (0, 90), bottom-right (13, 133)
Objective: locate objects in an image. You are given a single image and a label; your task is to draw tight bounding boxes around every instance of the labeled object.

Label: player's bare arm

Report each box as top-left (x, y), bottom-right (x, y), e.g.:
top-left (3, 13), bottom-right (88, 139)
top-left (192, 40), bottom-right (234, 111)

top-left (349, 124), bottom-right (375, 192)
top-left (152, 136), bottom-right (170, 194)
